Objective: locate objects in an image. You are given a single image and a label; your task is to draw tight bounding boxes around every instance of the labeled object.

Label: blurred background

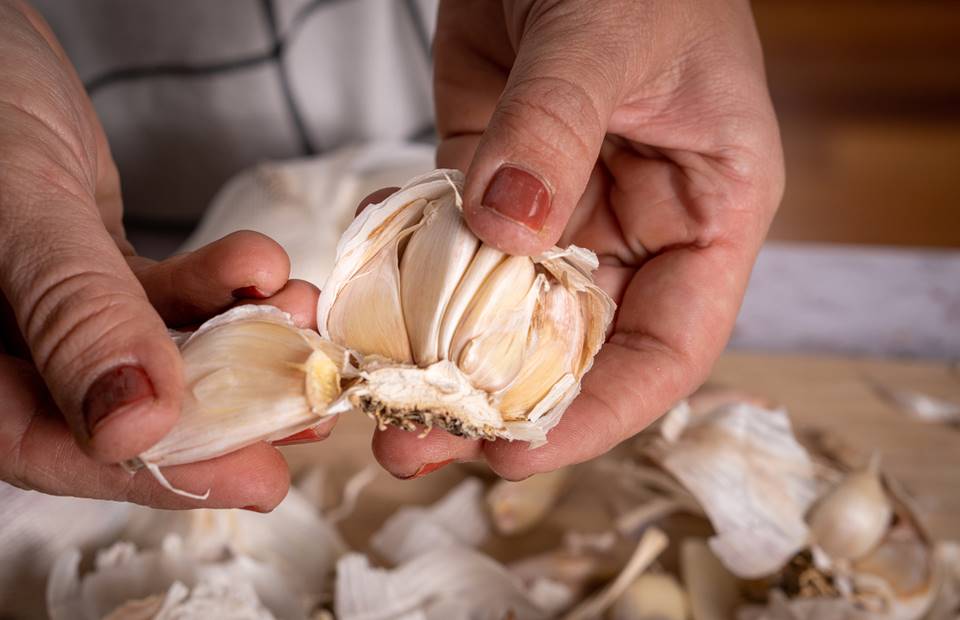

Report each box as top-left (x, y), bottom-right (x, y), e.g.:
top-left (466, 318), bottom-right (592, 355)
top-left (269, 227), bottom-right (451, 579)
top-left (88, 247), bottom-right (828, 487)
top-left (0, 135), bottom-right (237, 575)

top-left (727, 1), bottom-right (960, 359)
top-left (23, 0), bottom-right (956, 330)
top-left (755, 0), bottom-right (959, 247)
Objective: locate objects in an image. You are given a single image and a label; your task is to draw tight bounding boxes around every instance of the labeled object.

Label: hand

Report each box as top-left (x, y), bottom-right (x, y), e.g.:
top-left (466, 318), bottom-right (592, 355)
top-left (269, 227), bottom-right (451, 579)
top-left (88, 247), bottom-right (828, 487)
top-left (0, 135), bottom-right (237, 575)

top-left (373, 0), bottom-right (785, 479)
top-left (0, 2), bottom-right (323, 509)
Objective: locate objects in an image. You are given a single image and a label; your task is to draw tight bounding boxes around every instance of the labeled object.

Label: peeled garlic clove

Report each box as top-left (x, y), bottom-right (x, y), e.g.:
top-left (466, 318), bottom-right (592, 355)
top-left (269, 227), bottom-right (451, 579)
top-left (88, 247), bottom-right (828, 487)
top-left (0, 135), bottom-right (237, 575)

top-left (807, 456), bottom-right (893, 562)
top-left (608, 572), bottom-right (689, 620)
top-left (132, 305), bottom-right (346, 499)
top-left (486, 468), bottom-right (570, 536)
top-left (318, 170), bottom-right (615, 444)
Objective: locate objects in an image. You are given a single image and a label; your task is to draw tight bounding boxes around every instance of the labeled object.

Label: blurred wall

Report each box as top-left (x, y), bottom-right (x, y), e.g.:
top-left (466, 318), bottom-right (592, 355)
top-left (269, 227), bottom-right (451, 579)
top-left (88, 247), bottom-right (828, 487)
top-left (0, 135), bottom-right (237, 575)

top-left (753, 0), bottom-right (960, 247)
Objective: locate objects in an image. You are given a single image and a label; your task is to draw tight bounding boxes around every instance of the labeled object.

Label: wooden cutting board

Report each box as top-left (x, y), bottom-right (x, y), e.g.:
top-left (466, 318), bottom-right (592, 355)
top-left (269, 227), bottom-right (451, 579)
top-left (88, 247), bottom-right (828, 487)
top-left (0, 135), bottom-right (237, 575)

top-left (282, 351), bottom-right (960, 546)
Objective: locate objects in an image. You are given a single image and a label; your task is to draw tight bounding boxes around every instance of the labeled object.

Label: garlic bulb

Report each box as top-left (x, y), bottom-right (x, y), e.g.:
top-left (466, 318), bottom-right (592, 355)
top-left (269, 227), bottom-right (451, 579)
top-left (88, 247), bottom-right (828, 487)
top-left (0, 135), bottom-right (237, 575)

top-left (131, 305), bottom-right (349, 498)
top-left (806, 456), bottom-right (893, 562)
top-left (317, 170), bottom-right (615, 444)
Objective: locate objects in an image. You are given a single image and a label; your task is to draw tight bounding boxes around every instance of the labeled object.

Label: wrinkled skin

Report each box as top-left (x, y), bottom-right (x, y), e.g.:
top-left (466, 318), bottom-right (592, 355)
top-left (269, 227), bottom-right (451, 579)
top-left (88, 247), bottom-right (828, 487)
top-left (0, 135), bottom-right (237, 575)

top-left (0, 1), bottom-right (317, 509)
top-left (372, 0), bottom-right (783, 480)
top-left (0, 0), bottom-right (782, 508)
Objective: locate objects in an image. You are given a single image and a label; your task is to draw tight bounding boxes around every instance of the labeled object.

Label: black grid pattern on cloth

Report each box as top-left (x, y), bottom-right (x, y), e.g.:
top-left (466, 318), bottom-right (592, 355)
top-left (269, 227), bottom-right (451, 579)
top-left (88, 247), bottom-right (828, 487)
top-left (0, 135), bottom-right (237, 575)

top-left (80, 0), bottom-right (436, 152)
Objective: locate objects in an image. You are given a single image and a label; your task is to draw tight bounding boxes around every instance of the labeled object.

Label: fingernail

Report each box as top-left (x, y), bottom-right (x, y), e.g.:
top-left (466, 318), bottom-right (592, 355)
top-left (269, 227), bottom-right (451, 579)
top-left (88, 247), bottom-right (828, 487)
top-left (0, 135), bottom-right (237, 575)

top-left (231, 285), bottom-right (269, 300)
top-left (272, 428), bottom-right (325, 446)
top-left (481, 166), bottom-right (551, 231)
top-left (83, 365), bottom-right (155, 436)
top-left (401, 459), bottom-right (455, 480)
top-left (240, 505), bottom-right (265, 513)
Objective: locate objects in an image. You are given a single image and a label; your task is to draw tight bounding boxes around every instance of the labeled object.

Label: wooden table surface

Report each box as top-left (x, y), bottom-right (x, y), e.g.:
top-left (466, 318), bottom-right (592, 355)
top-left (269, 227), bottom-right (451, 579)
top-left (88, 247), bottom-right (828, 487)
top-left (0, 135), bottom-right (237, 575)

top-left (711, 352), bottom-right (960, 540)
top-left (282, 351), bottom-right (960, 547)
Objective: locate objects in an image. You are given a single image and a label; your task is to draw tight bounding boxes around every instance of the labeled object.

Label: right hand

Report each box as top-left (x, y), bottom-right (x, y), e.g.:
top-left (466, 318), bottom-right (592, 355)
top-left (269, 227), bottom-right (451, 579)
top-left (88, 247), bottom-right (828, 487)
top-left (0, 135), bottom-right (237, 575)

top-left (0, 1), bottom-right (312, 510)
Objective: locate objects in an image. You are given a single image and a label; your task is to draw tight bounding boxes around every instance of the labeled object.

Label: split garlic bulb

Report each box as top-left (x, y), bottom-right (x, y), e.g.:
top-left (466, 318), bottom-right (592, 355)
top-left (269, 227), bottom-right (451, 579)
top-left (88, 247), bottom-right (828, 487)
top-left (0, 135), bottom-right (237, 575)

top-left (317, 170), bottom-right (615, 445)
top-left (807, 456), bottom-right (893, 562)
top-left (131, 305), bottom-right (349, 498)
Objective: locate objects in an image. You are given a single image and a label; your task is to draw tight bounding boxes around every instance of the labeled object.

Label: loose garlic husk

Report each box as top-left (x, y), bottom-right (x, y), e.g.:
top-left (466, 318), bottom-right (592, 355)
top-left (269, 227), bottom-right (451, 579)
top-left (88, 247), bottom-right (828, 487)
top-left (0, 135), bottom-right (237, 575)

top-left (317, 170), bottom-right (615, 445)
top-left (608, 572), bottom-right (689, 620)
top-left (130, 305), bottom-right (349, 499)
top-left (806, 455), bottom-right (893, 562)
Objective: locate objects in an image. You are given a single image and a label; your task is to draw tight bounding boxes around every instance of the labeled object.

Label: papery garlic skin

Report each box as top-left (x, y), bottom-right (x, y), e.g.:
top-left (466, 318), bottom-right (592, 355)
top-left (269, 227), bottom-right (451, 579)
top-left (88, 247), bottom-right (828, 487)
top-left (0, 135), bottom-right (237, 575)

top-left (317, 170), bottom-right (615, 445)
top-left (132, 306), bottom-right (347, 499)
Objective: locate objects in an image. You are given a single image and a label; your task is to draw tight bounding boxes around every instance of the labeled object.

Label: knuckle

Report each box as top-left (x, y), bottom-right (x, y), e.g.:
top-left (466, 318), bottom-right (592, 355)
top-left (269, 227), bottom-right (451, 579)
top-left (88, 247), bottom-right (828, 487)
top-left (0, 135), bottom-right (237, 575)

top-left (498, 74), bottom-right (603, 159)
top-left (21, 267), bottom-right (141, 377)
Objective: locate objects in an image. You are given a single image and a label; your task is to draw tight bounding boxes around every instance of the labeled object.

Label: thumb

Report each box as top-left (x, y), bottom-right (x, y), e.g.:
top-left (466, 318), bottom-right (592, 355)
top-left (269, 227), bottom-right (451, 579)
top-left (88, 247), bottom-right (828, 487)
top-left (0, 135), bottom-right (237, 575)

top-left (459, 4), bottom-right (622, 255)
top-left (0, 191), bottom-right (182, 464)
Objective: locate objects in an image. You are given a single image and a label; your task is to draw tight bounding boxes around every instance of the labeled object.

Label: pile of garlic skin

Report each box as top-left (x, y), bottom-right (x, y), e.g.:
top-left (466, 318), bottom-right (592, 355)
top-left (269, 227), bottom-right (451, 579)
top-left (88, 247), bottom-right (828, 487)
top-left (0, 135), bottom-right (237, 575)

top-left (130, 169), bottom-right (614, 497)
top-left (7, 388), bottom-right (955, 620)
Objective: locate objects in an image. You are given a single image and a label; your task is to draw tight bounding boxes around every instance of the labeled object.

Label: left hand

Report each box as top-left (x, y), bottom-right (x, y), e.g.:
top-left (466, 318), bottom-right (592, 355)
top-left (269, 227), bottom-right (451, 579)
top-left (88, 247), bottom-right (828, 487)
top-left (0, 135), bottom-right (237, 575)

top-left (0, 231), bottom-right (328, 510)
top-left (372, 0), bottom-right (785, 479)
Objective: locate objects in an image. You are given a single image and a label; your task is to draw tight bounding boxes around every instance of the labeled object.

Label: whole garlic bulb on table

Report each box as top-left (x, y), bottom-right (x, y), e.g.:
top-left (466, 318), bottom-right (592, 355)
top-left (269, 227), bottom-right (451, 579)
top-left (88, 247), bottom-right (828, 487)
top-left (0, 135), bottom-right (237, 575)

top-left (318, 170), bottom-right (615, 446)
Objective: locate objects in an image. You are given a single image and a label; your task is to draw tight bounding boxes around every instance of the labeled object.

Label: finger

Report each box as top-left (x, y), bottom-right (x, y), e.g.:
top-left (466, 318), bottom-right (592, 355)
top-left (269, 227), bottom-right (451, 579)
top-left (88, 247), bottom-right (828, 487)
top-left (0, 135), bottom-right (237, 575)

top-left (0, 176), bottom-right (182, 464)
top-left (272, 416), bottom-right (338, 447)
top-left (450, 4), bottom-right (628, 255)
top-left (254, 279), bottom-right (327, 446)
top-left (434, 1), bottom-right (511, 173)
top-left (0, 356), bottom-right (289, 510)
top-left (371, 425), bottom-right (483, 479)
top-left (245, 278), bottom-right (320, 330)
top-left (483, 242), bottom-right (752, 479)
top-left (133, 231), bottom-right (291, 327)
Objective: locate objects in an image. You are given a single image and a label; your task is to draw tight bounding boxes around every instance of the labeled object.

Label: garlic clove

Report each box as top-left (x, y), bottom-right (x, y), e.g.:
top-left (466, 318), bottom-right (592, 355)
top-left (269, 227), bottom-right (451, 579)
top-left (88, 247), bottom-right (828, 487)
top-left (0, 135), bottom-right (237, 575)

top-left (437, 244), bottom-right (505, 361)
top-left (327, 230), bottom-right (414, 363)
top-left (535, 248), bottom-right (614, 376)
top-left (133, 306), bottom-right (346, 499)
top-left (486, 468), bottom-right (570, 536)
top-left (497, 285), bottom-right (585, 421)
top-left (316, 193), bottom-right (429, 340)
top-left (449, 256), bottom-right (540, 392)
top-left (680, 539), bottom-right (741, 620)
top-left (399, 194), bottom-right (479, 365)
top-left (607, 572), bottom-right (689, 620)
top-left (807, 455), bottom-right (893, 562)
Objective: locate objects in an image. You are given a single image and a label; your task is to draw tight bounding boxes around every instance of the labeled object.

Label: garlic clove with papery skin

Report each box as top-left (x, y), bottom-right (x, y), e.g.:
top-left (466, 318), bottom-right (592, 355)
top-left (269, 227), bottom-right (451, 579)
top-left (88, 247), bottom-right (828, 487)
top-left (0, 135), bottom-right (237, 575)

top-left (806, 455), bottom-right (893, 562)
top-left (317, 170), bottom-right (615, 446)
top-left (130, 305), bottom-right (349, 499)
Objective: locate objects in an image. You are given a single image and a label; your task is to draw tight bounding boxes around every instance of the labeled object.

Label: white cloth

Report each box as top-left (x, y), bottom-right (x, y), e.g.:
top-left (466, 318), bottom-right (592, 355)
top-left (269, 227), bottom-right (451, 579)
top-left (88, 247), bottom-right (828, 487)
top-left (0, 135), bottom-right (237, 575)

top-left (31, 0), bottom-right (438, 222)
